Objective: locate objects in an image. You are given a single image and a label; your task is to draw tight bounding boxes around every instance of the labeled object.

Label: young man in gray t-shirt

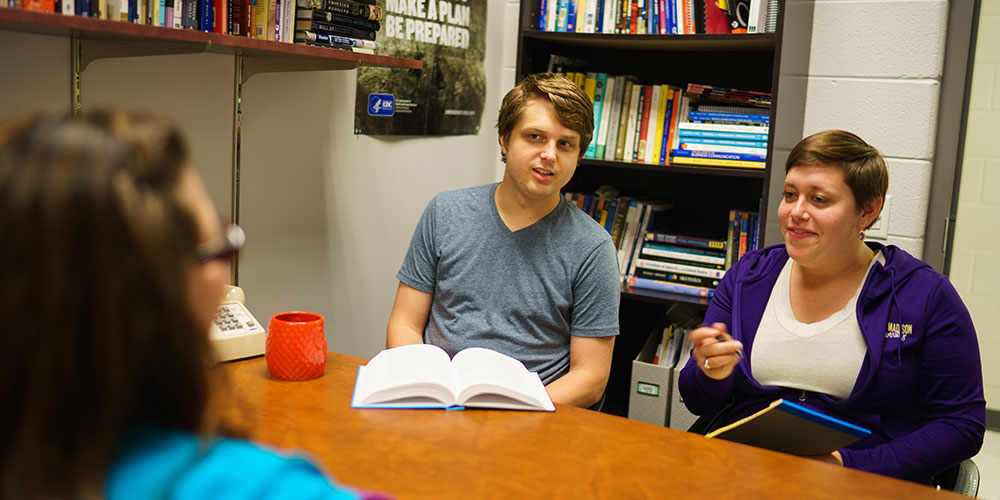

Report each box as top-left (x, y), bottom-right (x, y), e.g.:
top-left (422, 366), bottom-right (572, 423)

top-left (386, 73), bottom-right (620, 408)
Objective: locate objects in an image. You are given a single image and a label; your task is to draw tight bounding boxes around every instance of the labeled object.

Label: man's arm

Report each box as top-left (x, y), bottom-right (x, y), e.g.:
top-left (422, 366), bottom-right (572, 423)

top-left (385, 282), bottom-right (432, 348)
top-left (545, 335), bottom-right (615, 408)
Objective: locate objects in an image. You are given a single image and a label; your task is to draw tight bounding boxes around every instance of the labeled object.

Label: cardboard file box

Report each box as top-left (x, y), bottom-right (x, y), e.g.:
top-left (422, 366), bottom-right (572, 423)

top-left (669, 361), bottom-right (699, 431)
top-left (628, 329), bottom-right (673, 427)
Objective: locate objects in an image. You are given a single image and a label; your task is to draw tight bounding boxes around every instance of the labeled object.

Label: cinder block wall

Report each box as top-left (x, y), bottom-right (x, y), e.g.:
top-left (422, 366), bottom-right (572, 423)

top-left (799, 0), bottom-right (949, 257)
top-left (952, 0), bottom-right (1000, 410)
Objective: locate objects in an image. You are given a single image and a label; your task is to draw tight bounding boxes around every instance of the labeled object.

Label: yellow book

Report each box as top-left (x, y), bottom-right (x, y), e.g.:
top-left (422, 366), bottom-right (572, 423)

top-left (253, 0), bottom-right (267, 38)
top-left (583, 72), bottom-right (597, 105)
top-left (651, 85), bottom-right (670, 165)
top-left (669, 156), bottom-right (766, 169)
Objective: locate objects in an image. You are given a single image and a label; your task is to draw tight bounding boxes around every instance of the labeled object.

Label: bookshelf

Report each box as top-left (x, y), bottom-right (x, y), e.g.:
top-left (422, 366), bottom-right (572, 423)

top-left (515, 0), bottom-right (808, 416)
top-left (0, 8), bottom-right (422, 281)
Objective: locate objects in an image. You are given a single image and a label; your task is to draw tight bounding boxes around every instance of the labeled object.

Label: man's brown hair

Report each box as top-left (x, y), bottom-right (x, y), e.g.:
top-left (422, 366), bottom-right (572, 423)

top-left (496, 72), bottom-right (594, 161)
top-left (786, 130), bottom-right (889, 229)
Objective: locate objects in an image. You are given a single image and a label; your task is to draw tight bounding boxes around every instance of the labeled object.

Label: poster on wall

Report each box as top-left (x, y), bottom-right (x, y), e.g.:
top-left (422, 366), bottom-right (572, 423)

top-left (354, 0), bottom-right (486, 136)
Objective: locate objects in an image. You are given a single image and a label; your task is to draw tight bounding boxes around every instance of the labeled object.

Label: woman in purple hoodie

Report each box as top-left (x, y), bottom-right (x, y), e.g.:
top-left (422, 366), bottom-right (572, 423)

top-left (678, 130), bottom-right (985, 484)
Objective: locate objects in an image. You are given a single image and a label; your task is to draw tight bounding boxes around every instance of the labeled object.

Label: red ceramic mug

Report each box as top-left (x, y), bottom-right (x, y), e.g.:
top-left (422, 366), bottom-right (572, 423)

top-left (265, 311), bottom-right (327, 381)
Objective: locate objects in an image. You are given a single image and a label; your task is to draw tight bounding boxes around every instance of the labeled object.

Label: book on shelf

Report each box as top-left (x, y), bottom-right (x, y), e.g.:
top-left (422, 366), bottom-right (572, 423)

top-left (623, 200), bottom-right (674, 282)
top-left (351, 344), bottom-right (555, 411)
top-left (706, 399), bottom-right (871, 456)
top-left (702, 0), bottom-right (730, 33)
top-left (296, 6), bottom-right (380, 30)
top-left (634, 256), bottom-right (726, 279)
top-left (593, 75), bottom-right (616, 159)
top-left (635, 267), bottom-right (721, 289)
top-left (642, 241), bottom-right (726, 266)
top-left (645, 230), bottom-right (726, 251)
top-left (295, 0), bottom-right (381, 21)
top-left (727, 0), bottom-right (750, 32)
top-left (613, 79), bottom-right (635, 161)
top-left (294, 30), bottom-right (377, 50)
top-left (622, 83), bottom-right (642, 162)
top-left (294, 17), bottom-right (375, 39)
top-left (585, 72), bottom-right (608, 159)
top-left (726, 210), bottom-right (760, 266)
top-left (628, 276), bottom-right (715, 297)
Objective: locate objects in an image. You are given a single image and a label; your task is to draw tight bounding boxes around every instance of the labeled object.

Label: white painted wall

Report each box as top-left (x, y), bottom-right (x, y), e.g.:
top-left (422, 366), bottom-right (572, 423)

top-left (951, 0), bottom-right (1000, 411)
top-left (0, 0), bottom-right (506, 360)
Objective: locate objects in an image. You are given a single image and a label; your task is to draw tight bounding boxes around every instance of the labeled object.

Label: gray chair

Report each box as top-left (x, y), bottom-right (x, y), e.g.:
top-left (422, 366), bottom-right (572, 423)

top-left (935, 458), bottom-right (979, 497)
top-left (948, 459), bottom-right (980, 497)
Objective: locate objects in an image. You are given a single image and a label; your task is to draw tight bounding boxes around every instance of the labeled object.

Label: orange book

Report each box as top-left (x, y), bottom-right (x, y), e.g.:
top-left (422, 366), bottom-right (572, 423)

top-left (23, 0), bottom-right (55, 11)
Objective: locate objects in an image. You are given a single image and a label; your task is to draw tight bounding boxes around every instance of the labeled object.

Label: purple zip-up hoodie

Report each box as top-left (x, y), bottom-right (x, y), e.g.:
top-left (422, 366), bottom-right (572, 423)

top-left (678, 242), bottom-right (985, 484)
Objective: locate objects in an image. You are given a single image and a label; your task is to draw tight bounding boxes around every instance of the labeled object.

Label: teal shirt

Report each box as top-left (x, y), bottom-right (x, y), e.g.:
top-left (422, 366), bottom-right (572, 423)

top-left (107, 427), bottom-right (360, 500)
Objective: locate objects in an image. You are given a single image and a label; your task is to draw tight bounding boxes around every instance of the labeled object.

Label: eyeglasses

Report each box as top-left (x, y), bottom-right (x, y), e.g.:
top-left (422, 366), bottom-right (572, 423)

top-left (194, 223), bottom-right (246, 263)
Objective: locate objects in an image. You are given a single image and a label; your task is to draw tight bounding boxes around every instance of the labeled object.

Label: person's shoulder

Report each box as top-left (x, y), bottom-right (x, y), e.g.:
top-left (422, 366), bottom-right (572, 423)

top-left (108, 427), bottom-right (358, 500)
top-left (555, 197), bottom-right (613, 242)
top-left (874, 243), bottom-right (938, 279)
top-left (433, 183), bottom-right (497, 205)
top-left (727, 244), bottom-right (788, 282)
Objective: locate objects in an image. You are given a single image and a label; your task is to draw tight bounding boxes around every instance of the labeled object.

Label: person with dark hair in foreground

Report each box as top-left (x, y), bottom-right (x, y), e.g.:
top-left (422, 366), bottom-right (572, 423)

top-left (0, 111), bottom-right (365, 499)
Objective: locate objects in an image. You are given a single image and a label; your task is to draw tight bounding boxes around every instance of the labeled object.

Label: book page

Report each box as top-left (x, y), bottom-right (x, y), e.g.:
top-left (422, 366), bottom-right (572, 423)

top-left (450, 347), bottom-right (554, 410)
top-left (353, 344), bottom-right (456, 406)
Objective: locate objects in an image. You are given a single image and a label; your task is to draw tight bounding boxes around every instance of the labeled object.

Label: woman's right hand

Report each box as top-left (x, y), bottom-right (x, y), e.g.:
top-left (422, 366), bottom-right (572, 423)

top-left (691, 323), bottom-right (743, 380)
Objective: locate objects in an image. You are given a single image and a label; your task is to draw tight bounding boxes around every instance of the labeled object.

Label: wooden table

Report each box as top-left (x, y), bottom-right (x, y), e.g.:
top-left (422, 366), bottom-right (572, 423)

top-left (218, 352), bottom-right (962, 499)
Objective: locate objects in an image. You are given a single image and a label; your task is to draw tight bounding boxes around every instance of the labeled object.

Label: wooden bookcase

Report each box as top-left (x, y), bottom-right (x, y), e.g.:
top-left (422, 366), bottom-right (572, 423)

top-left (515, 1), bottom-right (807, 417)
top-left (0, 8), bottom-right (422, 281)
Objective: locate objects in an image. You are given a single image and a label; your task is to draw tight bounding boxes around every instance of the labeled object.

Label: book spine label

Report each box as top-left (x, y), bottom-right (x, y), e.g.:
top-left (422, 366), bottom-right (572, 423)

top-left (634, 257), bottom-right (726, 278)
top-left (678, 129), bottom-right (769, 141)
top-left (301, 30), bottom-right (376, 49)
top-left (299, 18), bottom-right (375, 39)
top-left (678, 137), bottom-right (767, 148)
top-left (302, 8), bottom-right (379, 30)
top-left (641, 244), bottom-right (726, 265)
top-left (670, 149), bottom-right (767, 162)
top-left (679, 142), bottom-right (767, 156)
top-left (635, 267), bottom-right (720, 288)
top-left (669, 155), bottom-right (766, 169)
top-left (678, 121), bottom-right (769, 134)
top-left (645, 232), bottom-right (726, 250)
top-left (689, 111), bottom-right (769, 123)
top-left (629, 277), bottom-right (715, 297)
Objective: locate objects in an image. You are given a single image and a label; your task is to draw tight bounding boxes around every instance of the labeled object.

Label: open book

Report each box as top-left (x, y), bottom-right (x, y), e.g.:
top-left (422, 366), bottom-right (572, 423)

top-left (351, 344), bottom-right (556, 411)
top-left (706, 399), bottom-right (871, 456)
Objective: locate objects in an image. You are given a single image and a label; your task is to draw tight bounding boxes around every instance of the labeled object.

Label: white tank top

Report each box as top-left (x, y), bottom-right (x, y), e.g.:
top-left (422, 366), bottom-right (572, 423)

top-left (751, 252), bottom-right (883, 399)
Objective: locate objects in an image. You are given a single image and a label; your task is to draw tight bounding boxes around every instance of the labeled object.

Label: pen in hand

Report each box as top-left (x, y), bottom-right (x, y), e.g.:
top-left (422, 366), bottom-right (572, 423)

top-left (717, 335), bottom-right (745, 359)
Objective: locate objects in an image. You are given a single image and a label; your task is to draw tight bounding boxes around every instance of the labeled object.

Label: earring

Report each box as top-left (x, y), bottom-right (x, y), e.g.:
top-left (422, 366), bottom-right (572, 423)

top-left (858, 230), bottom-right (865, 241)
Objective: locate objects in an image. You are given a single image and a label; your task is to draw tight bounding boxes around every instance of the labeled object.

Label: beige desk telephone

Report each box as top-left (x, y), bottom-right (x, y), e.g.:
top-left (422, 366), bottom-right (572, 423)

top-left (209, 285), bottom-right (266, 362)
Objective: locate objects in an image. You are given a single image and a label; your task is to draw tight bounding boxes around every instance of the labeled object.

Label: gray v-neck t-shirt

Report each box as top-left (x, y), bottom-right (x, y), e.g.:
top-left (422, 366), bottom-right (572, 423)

top-left (397, 183), bottom-right (620, 384)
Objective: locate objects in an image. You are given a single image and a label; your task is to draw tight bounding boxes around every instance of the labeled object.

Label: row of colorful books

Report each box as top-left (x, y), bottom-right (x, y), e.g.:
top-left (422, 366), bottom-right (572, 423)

top-left (5, 0), bottom-right (381, 51)
top-left (563, 71), bottom-right (683, 165)
top-left (557, 68), bottom-right (771, 170)
top-left (626, 208), bottom-right (759, 298)
top-left (669, 83), bottom-right (771, 169)
top-left (565, 189), bottom-right (761, 298)
top-left (537, 0), bottom-right (777, 35)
